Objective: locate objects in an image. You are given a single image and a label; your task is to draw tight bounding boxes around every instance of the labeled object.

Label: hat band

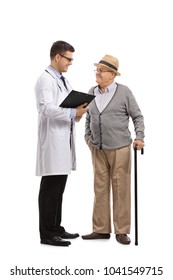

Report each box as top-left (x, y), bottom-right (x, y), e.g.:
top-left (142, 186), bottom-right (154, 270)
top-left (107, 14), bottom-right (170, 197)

top-left (99, 60), bottom-right (118, 71)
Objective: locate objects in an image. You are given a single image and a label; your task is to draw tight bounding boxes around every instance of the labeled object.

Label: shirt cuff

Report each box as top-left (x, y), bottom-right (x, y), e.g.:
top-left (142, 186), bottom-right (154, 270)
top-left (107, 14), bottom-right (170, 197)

top-left (70, 108), bottom-right (76, 119)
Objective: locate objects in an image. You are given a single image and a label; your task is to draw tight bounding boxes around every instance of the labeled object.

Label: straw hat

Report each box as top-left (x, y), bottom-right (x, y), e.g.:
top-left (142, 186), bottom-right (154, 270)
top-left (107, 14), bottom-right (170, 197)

top-left (94, 54), bottom-right (121, 76)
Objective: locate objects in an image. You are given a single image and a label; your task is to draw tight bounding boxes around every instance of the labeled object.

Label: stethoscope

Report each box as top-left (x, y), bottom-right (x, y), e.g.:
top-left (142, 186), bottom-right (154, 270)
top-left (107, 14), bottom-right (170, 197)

top-left (45, 69), bottom-right (69, 92)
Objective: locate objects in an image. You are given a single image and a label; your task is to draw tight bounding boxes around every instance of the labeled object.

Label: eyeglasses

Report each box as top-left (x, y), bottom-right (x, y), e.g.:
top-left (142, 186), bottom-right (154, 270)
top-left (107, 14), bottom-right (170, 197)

top-left (59, 53), bottom-right (73, 62)
top-left (94, 68), bottom-right (113, 73)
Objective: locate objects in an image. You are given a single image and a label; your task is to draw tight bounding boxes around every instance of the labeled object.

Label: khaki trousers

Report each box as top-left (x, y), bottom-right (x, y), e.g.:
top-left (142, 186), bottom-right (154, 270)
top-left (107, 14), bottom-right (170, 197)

top-left (90, 144), bottom-right (131, 234)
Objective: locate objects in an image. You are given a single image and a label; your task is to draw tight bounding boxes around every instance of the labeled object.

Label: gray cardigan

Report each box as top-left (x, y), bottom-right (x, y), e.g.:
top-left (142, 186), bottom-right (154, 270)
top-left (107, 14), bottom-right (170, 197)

top-left (85, 83), bottom-right (145, 149)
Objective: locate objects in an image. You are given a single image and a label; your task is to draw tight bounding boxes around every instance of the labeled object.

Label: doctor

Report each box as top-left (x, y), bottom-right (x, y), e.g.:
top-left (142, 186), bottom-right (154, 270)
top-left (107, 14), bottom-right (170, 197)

top-left (35, 40), bottom-right (87, 246)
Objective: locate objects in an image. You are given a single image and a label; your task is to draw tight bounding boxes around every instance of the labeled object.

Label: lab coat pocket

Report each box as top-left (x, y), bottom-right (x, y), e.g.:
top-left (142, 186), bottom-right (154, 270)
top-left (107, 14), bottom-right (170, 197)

top-left (39, 118), bottom-right (49, 147)
top-left (49, 119), bottom-right (65, 136)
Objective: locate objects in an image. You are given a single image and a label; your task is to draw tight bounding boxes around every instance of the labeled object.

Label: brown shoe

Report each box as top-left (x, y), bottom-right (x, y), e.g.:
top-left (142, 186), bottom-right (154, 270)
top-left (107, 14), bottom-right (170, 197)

top-left (82, 232), bottom-right (110, 240)
top-left (116, 234), bottom-right (131, 245)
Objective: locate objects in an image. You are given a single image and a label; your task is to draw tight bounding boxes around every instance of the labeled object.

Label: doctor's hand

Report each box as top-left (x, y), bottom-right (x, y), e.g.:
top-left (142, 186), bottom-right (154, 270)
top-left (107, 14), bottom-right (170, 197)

top-left (76, 103), bottom-right (88, 119)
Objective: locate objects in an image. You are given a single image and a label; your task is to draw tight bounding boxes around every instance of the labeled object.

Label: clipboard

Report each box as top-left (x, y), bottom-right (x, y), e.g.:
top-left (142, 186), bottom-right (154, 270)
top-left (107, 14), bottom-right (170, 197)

top-left (59, 90), bottom-right (95, 108)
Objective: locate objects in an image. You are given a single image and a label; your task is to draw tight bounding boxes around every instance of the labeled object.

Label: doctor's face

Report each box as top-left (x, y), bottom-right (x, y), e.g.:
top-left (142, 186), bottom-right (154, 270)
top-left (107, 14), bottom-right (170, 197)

top-left (56, 51), bottom-right (74, 73)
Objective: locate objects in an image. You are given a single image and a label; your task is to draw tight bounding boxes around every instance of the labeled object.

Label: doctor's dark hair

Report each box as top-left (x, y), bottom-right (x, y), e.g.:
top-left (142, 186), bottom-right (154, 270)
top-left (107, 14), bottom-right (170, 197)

top-left (50, 40), bottom-right (75, 59)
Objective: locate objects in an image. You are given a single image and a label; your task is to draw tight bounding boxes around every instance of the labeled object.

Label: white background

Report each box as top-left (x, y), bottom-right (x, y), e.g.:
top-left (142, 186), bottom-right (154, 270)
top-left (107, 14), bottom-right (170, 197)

top-left (0, 0), bottom-right (173, 279)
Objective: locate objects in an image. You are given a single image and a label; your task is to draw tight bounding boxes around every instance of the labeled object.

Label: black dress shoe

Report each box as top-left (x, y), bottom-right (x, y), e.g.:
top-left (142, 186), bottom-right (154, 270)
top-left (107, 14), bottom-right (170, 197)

top-left (82, 232), bottom-right (110, 240)
top-left (116, 234), bottom-right (131, 245)
top-left (57, 231), bottom-right (79, 239)
top-left (41, 236), bottom-right (71, 246)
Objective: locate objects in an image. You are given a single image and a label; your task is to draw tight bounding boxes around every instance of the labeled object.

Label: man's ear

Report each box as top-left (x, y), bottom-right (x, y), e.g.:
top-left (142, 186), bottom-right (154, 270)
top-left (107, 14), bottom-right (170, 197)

top-left (55, 53), bottom-right (60, 62)
top-left (112, 72), bottom-right (117, 78)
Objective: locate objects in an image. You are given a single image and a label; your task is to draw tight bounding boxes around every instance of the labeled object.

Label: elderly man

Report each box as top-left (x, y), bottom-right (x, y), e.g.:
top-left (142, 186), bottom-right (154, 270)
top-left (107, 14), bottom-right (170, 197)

top-left (82, 55), bottom-right (145, 245)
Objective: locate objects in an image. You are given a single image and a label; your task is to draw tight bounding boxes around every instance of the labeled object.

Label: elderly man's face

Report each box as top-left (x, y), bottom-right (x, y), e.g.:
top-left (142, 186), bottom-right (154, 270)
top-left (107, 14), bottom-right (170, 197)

top-left (95, 67), bottom-right (116, 88)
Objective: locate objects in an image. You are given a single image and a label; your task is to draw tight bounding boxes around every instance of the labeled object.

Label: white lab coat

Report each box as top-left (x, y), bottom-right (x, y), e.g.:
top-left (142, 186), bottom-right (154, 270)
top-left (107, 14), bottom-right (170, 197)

top-left (35, 67), bottom-right (76, 176)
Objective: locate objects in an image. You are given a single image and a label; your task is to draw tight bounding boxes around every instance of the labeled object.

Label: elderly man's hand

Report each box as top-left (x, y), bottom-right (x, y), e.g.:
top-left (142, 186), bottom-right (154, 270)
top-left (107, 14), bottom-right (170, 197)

top-left (133, 139), bottom-right (144, 150)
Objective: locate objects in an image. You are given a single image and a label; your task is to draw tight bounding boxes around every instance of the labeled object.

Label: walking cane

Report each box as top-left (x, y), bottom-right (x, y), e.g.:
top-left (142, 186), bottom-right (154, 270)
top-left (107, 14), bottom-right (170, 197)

top-left (134, 146), bottom-right (144, 245)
